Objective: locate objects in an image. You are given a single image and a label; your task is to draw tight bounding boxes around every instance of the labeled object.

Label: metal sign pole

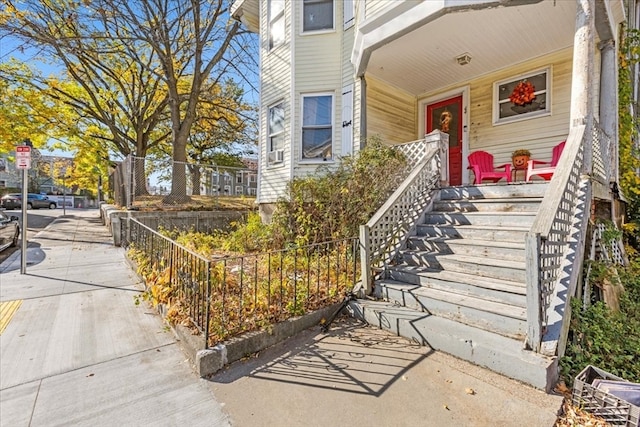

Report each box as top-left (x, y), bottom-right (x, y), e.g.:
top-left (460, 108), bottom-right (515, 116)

top-left (20, 167), bottom-right (28, 274)
top-left (16, 143), bottom-right (32, 275)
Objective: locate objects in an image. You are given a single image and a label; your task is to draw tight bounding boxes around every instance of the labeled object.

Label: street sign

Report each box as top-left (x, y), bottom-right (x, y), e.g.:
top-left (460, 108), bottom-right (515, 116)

top-left (16, 145), bottom-right (31, 170)
top-left (16, 157), bottom-right (31, 169)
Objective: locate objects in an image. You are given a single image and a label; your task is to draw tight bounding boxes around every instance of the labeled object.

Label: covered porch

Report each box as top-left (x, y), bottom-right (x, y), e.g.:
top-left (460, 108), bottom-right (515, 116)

top-left (354, 0), bottom-right (623, 191)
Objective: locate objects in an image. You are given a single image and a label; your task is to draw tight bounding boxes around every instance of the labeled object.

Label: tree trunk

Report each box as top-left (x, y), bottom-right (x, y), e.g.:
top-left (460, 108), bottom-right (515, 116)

top-left (132, 156), bottom-right (149, 197)
top-left (163, 141), bottom-right (191, 204)
top-left (190, 164), bottom-right (201, 196)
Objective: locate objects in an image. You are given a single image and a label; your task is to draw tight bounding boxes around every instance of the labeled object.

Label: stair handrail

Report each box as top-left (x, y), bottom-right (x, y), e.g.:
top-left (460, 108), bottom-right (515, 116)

top-left (359, 131), bottom-right (448, 295)
top-left (525, 124), bottom-right (590, 354)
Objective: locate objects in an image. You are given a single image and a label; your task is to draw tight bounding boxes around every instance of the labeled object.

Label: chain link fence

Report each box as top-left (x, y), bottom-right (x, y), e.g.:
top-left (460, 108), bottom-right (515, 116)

top-left (109, 155), bottom-right (257, 209)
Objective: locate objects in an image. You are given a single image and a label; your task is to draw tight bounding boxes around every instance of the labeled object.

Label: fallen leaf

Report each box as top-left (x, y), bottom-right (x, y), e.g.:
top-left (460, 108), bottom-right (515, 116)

top-left (86, 373), bottom-right (94, 377)
top-left (443, 405), bottom-right (449, 411)
top-left (402, 375), bottom-right (408, 381)
top-left (445, 379), bottom-right (453, 383)
top-left (465, 388), bottom-right (476, 395)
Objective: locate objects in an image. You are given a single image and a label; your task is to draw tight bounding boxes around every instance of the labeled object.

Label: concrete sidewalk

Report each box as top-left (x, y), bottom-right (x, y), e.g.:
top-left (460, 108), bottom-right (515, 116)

top-left (0, 210), bottom-right (228, 427)
top-left (0, 209), bottom-right (563, 426)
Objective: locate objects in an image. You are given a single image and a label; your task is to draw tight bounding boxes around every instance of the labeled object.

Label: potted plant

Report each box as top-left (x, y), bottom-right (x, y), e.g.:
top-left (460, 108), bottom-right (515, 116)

top-left (511, 149), bottom-right (531, 170)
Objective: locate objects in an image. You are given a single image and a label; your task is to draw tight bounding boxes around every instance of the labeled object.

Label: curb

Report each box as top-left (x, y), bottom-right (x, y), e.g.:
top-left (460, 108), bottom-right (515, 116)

top-left (123, 251), bottom-right (341, 378)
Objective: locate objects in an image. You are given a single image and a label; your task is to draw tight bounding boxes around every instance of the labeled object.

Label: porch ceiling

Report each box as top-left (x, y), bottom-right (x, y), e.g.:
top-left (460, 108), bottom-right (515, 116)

top-left (365, 1), bottom-right (577, 96)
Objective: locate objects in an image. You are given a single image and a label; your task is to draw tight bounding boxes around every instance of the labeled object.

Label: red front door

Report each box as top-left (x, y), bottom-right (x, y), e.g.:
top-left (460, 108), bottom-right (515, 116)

top-left (426, 96), bottom-right (463, 186)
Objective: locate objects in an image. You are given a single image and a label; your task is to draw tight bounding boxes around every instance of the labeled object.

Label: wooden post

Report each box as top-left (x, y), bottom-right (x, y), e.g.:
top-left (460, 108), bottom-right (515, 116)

top-left (525, 233), bottom-right (542, 352)
top-left (359, 225), bottom-right (371, 296)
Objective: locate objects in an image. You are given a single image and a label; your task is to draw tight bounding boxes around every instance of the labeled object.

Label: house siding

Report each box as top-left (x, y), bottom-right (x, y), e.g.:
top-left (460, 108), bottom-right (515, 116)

top-left (364, 0), bottom-right (395, 20)
top-left (413, 48), bottom-right (592, 182)
top-left (465, 49), bottom-right (578, 171)
top-left (366, 74), bottom-right (417, 145)
top-left (258, 0), bottom-right (294, 204)
top-left (292, 0), bottom-right (352, 175)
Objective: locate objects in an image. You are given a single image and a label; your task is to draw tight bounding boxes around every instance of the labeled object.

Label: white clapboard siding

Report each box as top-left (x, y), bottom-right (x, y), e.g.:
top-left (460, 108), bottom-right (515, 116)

top-left (366, 75), bottom-right (417, 145)
top-left (258, 0), bottom-right (294, 203)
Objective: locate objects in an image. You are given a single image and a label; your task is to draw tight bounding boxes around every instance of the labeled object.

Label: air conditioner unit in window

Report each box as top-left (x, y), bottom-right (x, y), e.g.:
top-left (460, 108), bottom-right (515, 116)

top-left (268, 149), bottom-right (284, 164)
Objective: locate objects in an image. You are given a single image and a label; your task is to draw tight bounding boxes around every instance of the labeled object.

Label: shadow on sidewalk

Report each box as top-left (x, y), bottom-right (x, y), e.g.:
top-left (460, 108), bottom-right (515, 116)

top-left (209, 318), bottom-right (432, 397)
top-left (0, 242), bottom-right (46, 273)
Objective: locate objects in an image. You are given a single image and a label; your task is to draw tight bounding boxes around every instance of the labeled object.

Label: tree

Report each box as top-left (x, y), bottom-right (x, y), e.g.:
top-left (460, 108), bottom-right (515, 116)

top-left (184, 79), bottom-right (256, 195)
top-left (1, 0), bottom-right (257, 202)
top-left (107, 0), bottom-right (256, 203)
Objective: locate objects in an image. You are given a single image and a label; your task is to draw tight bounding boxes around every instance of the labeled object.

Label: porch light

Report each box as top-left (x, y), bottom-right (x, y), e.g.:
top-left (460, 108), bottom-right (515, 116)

top-left (456, 53), bottom-right (471, 66)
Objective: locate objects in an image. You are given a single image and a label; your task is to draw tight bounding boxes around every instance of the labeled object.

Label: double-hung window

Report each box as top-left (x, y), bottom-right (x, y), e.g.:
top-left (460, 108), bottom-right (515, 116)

top-left (301, 94), bottom-right (333, 161)
top-left (268, 0), bottom-right (285, 49)
top-left (303, 0), bottom-right (333, 32)
top-left (268, 102), bottom-right (285, 164)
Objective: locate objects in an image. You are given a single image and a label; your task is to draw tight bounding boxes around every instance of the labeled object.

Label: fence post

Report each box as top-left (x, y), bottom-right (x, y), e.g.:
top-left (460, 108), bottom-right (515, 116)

top-left (525, 233), bottom-right (542, 352)
top-left (204, 260), bottom-right (211, 350)
top-left (359, 225), bottom-right (371, 296)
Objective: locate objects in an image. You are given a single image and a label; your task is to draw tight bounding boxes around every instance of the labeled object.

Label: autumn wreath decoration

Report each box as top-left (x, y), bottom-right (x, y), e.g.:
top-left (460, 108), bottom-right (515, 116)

top-left (509, 80), bottom-right (536, 106)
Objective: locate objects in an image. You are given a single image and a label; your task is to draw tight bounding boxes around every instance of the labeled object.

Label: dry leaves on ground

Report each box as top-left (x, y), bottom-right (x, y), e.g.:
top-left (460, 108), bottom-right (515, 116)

top-left (554, 398), bottom-right (609, 427)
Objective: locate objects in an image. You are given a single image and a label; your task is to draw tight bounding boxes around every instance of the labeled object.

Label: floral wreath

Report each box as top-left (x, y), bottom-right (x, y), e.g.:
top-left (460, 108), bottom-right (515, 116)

top-left (509, 80), bottom-right (536, 106)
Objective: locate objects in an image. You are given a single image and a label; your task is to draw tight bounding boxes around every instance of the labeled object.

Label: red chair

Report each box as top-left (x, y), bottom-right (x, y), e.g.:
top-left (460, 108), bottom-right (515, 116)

top-left (525, 141), bottom-right (566, 182)
top-left (467, 151), bottom-right (512, 184)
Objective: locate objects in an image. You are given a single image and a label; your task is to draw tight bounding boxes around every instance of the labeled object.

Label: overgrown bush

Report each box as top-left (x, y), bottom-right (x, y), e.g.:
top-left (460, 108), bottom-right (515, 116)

top-left (560, 258), bottom-right (640, 385)
top-left (270, 137), bottom-right (407, 246)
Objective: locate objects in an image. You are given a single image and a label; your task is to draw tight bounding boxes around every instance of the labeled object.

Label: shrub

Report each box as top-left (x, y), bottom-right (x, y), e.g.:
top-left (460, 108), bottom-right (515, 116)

top-left (560, 259), bottom-right (640, 385)
top-left (271, 137), bottom-right (407, 246)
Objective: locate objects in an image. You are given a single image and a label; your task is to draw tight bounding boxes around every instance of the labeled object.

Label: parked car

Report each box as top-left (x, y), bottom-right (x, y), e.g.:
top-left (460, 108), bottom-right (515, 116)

top-left (0, 193), bottom-right (57, 210)
top-left (0, 210), bottom-right (20, 252)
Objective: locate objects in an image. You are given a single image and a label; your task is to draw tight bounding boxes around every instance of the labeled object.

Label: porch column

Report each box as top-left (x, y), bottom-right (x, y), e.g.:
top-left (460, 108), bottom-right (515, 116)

top-left (598, 39), bottom-right (618, 182)
top-left (570, 0), bottom-right (595, 174)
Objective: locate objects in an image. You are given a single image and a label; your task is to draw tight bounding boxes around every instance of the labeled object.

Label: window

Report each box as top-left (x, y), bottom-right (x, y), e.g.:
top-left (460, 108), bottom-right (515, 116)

top-left (303, 0), bottom-right (333, 32)
top-left (269, 0), bottom-right (285, 49)
top-left (493, 67), bottom-right (551, 125)
top-left (249, 174), bottom-right (257, 183)
top-left (236, 174), bottom-right (243, 184)
top-left (235, 186), bottom-right (243, 195)
top-left (268, 102), bottom-right (285, 164)
top-left (0, 180), bottom-right (5, 188)
top-left (343, 0), bottom-right (354, 29)
top-left (302, 94), bottom-right (333, 161)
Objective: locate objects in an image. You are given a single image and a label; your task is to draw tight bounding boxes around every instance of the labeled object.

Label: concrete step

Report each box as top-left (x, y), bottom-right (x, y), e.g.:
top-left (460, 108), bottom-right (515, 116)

top-left (423, 211), bottom-right (536, 227)
top-left (348, 299), bottom-right (558, 391)
top-left (394, 253), bottom-right (526, 282)
top-left (415, 224), bottom-right (529, 243)
top-left (439, 182), bottom-right (549, 200)
top-left (405, 237), bottom-right (525, 261)
top-left (375, 279), bottom-right (526, 338)
top-left (433, 198), bottom-right (541, 213)
top-left (385, 268), bottom-right (526, 302)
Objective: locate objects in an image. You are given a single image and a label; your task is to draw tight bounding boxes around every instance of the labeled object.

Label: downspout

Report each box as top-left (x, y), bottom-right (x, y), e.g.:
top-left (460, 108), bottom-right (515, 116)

top-left (598, 38), bottom-right (618, 219)
top-left (360, 75), bottom-right (367, 149)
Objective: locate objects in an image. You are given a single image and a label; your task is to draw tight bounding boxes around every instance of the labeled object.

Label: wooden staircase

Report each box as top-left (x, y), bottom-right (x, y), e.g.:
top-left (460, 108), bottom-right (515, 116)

top-left (349, 182), bottom-right (559, 390)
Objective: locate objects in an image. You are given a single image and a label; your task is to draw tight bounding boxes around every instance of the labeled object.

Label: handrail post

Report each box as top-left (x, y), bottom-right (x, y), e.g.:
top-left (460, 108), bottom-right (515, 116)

top-left (525, 233), bottom-right (542, 352)
top-left (359, 225), bottom-right (371, 296)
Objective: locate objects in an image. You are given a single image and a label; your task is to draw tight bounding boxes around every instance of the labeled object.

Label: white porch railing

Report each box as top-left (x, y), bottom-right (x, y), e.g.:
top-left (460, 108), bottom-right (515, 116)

top-left (359, 130), bottom-right (448, 294)
top-left (525, 124), bottom-right (591, 354)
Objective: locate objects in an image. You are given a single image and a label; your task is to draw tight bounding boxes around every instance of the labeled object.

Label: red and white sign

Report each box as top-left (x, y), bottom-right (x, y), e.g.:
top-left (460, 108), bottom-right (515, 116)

top-left (16, 145), bottom-right (31, 170)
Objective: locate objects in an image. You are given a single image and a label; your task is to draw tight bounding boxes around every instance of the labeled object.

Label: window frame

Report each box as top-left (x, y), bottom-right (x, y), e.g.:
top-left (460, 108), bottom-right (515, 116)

top-left (268, 0), bottom-right (285, 50)
top-left (302, 0), bottom-right (334, 34)
top-left (300, 92), bottom-right (334, 163)
top-left (493, 66), bottom-right (552, 125)
top-left (268, 101), bottom-right (286, 166)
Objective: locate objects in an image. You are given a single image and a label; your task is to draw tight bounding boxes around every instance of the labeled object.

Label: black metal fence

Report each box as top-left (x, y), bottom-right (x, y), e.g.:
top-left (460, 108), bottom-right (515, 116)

top-left (121, 218), bottom-right (361, 348)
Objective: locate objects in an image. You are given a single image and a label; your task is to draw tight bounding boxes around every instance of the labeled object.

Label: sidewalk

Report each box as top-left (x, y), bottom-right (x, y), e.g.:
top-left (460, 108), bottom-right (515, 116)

top-left (0, 210), bottom-right (228, 427)
top-left (0, 210), bottom-right (563, 426)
